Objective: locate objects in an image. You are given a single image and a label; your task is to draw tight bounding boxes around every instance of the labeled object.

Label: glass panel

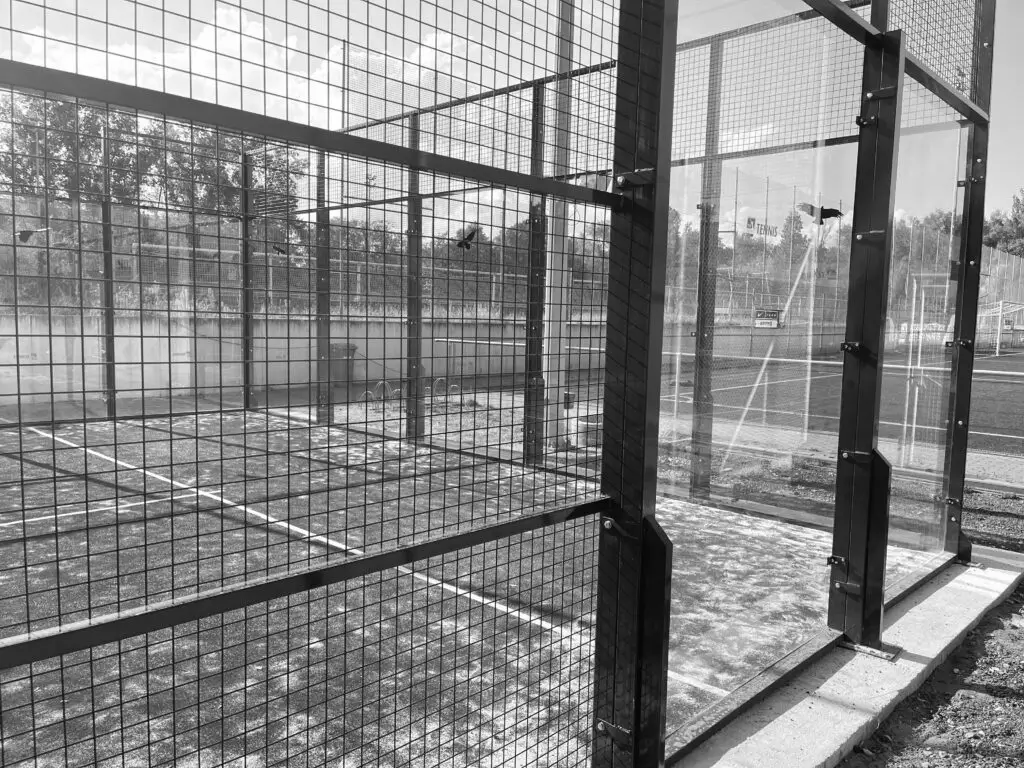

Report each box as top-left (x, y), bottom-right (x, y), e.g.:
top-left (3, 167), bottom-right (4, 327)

top-left (881, 77), bottom-right (969, 593)
top-left (660, 8), bottom-right (864, 749)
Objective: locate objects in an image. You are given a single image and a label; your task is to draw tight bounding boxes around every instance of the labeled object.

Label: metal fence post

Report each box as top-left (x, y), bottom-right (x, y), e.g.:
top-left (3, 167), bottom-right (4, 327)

top-left (100, 196), bottom-right (116, 420)
top-left (241, 152), bottom-right (256, 410)
top-left (690, 40), bottom-right (724, 499)
top-left (593, 1), bottom-right (677, 765)
top-left (524, 83), bottom-right (546, 464)
top-left (828, 29), bottom-right (905, 649)
top-left (405, 114), bottom-right (425, 441)
top-left (942, 0), bottom-right (997, 561)
top-left (315, 148), bottom-right (334, 425)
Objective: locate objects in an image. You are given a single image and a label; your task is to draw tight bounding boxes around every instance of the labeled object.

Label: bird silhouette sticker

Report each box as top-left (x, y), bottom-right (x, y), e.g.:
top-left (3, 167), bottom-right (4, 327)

top-left (272, 245), bottom-right (288, 255)
top-left (796, 202), bottom-right (843, 225)
top-left (455, 227), bottom-right (479, 250)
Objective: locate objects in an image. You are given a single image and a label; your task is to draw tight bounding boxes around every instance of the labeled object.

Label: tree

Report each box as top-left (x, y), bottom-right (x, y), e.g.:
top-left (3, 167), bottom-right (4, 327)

top-left (984, 188), bottom-right (1024, 256)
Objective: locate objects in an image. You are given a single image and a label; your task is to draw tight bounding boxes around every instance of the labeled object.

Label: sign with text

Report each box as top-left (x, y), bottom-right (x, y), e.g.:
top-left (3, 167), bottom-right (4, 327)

top-left (754, 308), bottom-right (781, 329)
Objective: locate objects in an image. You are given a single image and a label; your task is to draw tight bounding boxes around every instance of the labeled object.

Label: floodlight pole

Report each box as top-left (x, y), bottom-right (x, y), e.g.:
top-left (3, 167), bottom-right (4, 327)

top-left (524, 83), bottom-right (547, 464)
top-left (941, 0), bottom-right (996, 560)
top-left (100, 125), bottom-right (116, 420)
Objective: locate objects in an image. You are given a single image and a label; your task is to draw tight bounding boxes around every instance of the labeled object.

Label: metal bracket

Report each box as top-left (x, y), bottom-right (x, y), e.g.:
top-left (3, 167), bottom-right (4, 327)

top-left (855, 115), bottom-right (877, 127)
top-left (616, 168), bottom-right (655, 190)
top-left (595, 719), bottom-right (632, 750)
top-left (840, 341), bottom-right (864, 355)
top-left (601, 517), bottom-right (639, 541)
top-left (838, 640), bottom-right (902, 661)
top-left (854, 229), bottom-right (886, 243)
top-left (944, 338), bottom-right (973, 349)
top-left (840, 450), bottom-right (873, 464)
top-left (832, 580), bottom-right (862, 597)
top-left (945, 497), bottom-right (963, 508)
top-left (826, 554), bottom-right (847, 568)
top-left (865, 86), bottom-right (898, 100)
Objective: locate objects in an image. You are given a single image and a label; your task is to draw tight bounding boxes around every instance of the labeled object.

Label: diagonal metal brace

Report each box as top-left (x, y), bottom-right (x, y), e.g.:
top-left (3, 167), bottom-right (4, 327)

top-left (601, 517), bottom-right (639, 541)
top-left (595, 719), bottom-right (633, 750)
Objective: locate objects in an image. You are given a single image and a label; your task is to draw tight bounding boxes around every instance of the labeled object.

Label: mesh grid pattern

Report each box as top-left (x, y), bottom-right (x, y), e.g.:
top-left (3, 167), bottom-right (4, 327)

top-left (672, 15), bottom-right (863, 162)
top-left (890, 0), bottom-right (980, 100)
top-left (0, 85), bottom-right (606, 644)
top-left (0, 518), bottom-right (598, 767)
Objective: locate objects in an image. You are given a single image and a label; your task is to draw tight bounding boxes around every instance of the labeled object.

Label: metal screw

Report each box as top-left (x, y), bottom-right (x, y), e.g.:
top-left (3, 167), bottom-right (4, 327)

top-left (834, 581), bottom-right (842, 589)
top-left (951, 516), bottom-right (958, 522)
top-left (969, 260), bottom-right (976, 266)
top-left (616, 175), bottom-right (626, 187)
top-left (842, 451), bottom-right (850, 459)
top-left (977, 157), bottom-right (984, 164)
top-left (603, 519), bottom-right (613, 530)
top-left (984, 41), bottom-right (991, 48)
top-left (957, 420), bottom-right (964, 426)
top-left (596, 721), bottom-right (607, 733)
top-left (856, 234), bottom-right (863, 241)
top-left (866, 92), bottom-right (874, 99)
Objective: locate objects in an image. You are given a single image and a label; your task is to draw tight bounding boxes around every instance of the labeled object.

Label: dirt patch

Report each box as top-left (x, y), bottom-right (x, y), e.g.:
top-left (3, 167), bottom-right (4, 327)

top-left (838, 580), bottom-right (1024, 768)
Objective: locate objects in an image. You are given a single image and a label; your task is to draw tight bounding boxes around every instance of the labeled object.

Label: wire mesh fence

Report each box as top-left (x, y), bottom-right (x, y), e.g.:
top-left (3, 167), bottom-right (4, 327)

top-left (0, 0), bottom-right (626, 764)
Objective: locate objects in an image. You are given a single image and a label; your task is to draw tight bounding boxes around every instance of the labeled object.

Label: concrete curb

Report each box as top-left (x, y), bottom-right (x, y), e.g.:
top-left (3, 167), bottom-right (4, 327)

top-left (679, 562), bottom-right (1023, 767)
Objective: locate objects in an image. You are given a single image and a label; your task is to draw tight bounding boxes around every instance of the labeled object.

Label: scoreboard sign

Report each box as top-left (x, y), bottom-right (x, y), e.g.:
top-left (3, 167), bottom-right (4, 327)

top-left (754, 308), bottom-right (781, 329)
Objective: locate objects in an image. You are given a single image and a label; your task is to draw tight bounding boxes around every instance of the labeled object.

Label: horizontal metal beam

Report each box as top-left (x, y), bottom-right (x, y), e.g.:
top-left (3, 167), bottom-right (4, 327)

top-left (805, 0), bottom-right (989, 126)
top-left (802, 0), bottom-right (882, 46)
top-left (0, 497), bottom-right (612, 670)
top-left (0, 59), bottom-right (623, 209)
top-left (680, 0), bottom-right (871, 52)
top-left (905, 52), bottom-right (989, 126)
top-left (346, 60), bottom-right (617, 134)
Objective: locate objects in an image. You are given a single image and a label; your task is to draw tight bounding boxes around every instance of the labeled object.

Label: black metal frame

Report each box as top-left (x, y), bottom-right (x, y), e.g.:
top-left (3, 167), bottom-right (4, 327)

top-left (405, 114), bottom-right (426, 441)
top-left (524, 84), bottom-right (547, 464)
top-left (240, 152), bottom-right (257, 410)
top-left (689, 39), bottom-right (724, 499)
top-left (315, 148), bottom-right (334, 425)
top-left (942, 0), bottom-right (998, 559)
top-left (593, 0), bottom-right (678, 765)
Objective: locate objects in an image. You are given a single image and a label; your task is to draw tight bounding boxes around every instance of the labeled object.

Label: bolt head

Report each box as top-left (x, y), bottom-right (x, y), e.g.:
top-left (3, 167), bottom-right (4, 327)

top-left (856, 234), bottom-right (863, 241)
top-left (834, 581), bottom-right (842, 589)
top-left (842, 451), bottom-right (850, 459)
top-left (969, 260), bottom-right (976, 266)
top-left (951, 516), bottom-right (958, 522)
top-left (957, 420), bottom-right (964, 426)
top-left (603, 519), bottom-right (613, 530)
top-left (596, 721), bottom-right (606, 732)
top-left (866, 92), bottom-right (873, 99)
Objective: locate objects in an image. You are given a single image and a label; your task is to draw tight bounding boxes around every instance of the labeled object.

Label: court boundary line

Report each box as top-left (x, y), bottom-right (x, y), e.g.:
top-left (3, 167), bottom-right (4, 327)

top-left (0, 490), bottom-right (199, 528)
top-left (26, 425), bottom-right (576, 638)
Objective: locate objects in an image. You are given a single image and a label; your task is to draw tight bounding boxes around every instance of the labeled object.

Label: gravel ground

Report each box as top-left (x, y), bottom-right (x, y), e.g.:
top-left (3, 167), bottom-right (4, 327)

top-left (837, 489), bottom-right (1024, 768)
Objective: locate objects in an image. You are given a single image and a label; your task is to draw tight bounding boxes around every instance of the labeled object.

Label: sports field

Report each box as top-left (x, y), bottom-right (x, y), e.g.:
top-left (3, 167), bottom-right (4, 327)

top-left (0, 388), bottom-right (962, 765)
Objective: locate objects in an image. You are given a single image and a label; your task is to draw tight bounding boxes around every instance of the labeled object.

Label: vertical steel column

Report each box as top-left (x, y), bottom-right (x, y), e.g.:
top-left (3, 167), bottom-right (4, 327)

top-left (828, 30), bottom-right (905, 649)
top-left (593, 1), bottom-right (677, 765)
top-left (542, 0), bottom-right (575, 451)
top-left (241, 153), bottom-right (256, 410)
top-left (100, 197), bottom-right (116, 419)
top-left (942, 0), bottom-right (997, 560)
top-left (315, 149), bottom-right (334, 425)
top-left (524, 83), bottom-right (547, 464)
top-left (405, 115), bottom-right (425, 441)
top-left (690, 40), bottom-right (724, 498)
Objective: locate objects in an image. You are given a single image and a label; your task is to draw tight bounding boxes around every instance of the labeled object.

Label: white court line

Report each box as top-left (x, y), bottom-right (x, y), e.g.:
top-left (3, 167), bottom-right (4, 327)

top-left (667, 668), bottom-right (730, 697)
top-left (28, 425), bottom-right (572, 638)
top-left (0, 491), bottom-right (200, 528)
top-left (660, 372), bottom-right (842, 402)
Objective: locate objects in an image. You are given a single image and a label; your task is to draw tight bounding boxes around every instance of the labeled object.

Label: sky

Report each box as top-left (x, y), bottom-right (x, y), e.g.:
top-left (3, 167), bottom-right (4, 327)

top-left (1, 0), bottom-right (1017, 227)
